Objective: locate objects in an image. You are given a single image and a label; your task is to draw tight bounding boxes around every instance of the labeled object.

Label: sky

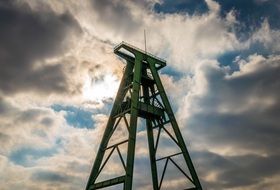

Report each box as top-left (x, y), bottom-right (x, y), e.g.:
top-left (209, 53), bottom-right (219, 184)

top-left (0, 0), bottom-right (280, 189)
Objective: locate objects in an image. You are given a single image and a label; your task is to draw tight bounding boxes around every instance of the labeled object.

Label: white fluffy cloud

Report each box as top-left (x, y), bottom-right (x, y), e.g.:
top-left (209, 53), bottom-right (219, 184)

top-left (0, 0), bottom-right (279, 189)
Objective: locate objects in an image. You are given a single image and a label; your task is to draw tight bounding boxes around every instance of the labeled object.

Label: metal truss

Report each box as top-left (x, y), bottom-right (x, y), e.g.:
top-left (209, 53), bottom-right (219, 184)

top-left (85, 42), bottom-right (202, 190)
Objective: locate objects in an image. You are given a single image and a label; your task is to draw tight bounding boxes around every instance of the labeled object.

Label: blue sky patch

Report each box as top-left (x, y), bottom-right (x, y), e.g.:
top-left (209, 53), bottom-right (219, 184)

top-left (216, 0), bottom-right (280, 38)
top-left (9, 147), bottom-right (57, 167)
top-left (52, 104), bottom-right (95, 129)
top-left (161, 66), bottom-right (184, 81)
top-left (218, 39), bottom-right (275, 72)
top-left (153, 0), bottom-right (209, 15)
top-left (217, 51), bottom-right (241, 71)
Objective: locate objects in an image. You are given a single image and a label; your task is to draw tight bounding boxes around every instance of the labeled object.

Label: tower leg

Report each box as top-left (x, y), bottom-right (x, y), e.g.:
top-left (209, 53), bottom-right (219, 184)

top-left (146, 119), bottom-right (159, 190)
top-left (142, 72), bottom-right (159, 190)
top-left (86, 42), bottom-right (202, 190)
top-left (85, 62), bottom-right (134, 190)
top-left (124, 54), bottom-right (142, 190)
top-left (148, 59), bottom-right (202, 190)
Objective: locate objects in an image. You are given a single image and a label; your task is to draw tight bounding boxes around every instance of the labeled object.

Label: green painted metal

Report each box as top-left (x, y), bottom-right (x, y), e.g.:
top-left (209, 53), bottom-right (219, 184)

top-left (85, 42), bottom-right (202, 190)
top-left (85, 60), bottom-right (134, 189)
top-left (142, 71), bottom-right (159, 190)
top-left (124, 53), bottom-right (142, 189)
top-left (147, 58), bottom-right (202, 190)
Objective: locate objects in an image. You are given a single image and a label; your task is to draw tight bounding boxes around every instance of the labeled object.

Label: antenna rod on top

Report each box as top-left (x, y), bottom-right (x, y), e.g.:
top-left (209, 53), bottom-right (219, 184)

top-left (144, 29), bottom-right (147, 55)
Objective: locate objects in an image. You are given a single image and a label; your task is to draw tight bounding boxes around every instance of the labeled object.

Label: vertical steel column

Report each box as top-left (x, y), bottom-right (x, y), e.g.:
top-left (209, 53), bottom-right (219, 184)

top-left (124, 53), bottom-right (143, 190)
top-left (85, 61), bottom-right (134, 189)
top-left (86, 42), bottom-right (203, 190)
top-left (142, 69), bottom-right (159, 190)
top-left (147, 58), bottom-right (202, 190)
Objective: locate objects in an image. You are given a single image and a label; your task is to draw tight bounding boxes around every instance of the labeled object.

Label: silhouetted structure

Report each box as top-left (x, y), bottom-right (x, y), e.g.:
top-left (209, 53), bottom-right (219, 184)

top-left (85, 42), bottom-right (202, 190)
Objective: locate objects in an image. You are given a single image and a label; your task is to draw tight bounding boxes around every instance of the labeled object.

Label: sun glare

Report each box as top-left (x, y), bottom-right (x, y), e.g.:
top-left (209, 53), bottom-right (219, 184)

top-left (82, 74), bottom-right (119, 102)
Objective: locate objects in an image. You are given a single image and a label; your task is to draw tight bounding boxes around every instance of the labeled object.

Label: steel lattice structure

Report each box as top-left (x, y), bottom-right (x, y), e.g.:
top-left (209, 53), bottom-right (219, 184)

top-left (85, 42), bottom-right (202, 190)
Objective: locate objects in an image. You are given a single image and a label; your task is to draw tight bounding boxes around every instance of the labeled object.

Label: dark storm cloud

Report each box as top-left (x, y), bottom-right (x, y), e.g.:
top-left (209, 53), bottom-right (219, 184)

top-left (192, 150), bottom-right (280, 189)
top-left (220, 154), bottom-right (280, 188)
top-left (40, 117), bottom-right (54, 126)
top-left (183, 57), bottom-right (280, 188)
top-left (91, 0), bottom-right (142, 34)
top-left (15, 108), bottom-right (43, 123)
top-left (31, 170), bottom-right (71, 183)
top-left (0, 1), bottom-right (81, 94)
top-left (189, 109), bottom-right (280, 168)
top-left (31, 169), bottom-right (85, 189)
top-left (187, 58), bottom-right (280, 153)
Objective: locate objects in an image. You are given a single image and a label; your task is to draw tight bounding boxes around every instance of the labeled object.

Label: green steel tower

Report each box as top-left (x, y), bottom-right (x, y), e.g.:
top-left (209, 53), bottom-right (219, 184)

top-left (85, 42), bottom-right (202, 190)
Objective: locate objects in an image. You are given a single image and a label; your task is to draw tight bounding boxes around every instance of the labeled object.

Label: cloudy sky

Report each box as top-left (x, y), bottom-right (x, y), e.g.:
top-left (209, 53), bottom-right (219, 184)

top-left (0, 0), bottom-right (280, 189)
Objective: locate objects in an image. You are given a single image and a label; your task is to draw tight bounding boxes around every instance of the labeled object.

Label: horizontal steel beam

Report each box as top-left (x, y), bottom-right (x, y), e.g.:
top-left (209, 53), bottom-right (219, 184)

top-left (105, 139), bottom-right (129, 150)
top-left (152, 120), bottom-right (171, 129)
top-left (156, 152), bottom-right (183, 162)
top-left (138, 102), bottom-right (164, 118)
top-left (89, 175), bottom-right (126, 190)
top-left (114, 41), bottom-right (166, 70)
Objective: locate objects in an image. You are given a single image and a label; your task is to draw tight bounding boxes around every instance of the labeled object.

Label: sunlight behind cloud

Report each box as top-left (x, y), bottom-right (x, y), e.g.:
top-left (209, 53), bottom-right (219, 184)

top-left (1, 0), bottom-right (280, 189)
top-left (82, 74), bottom-right (119, 102)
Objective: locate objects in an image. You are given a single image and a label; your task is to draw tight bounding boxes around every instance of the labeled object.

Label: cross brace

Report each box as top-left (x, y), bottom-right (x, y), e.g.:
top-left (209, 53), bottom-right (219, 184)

top-left (85, 42), bottom-right (202, 190)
